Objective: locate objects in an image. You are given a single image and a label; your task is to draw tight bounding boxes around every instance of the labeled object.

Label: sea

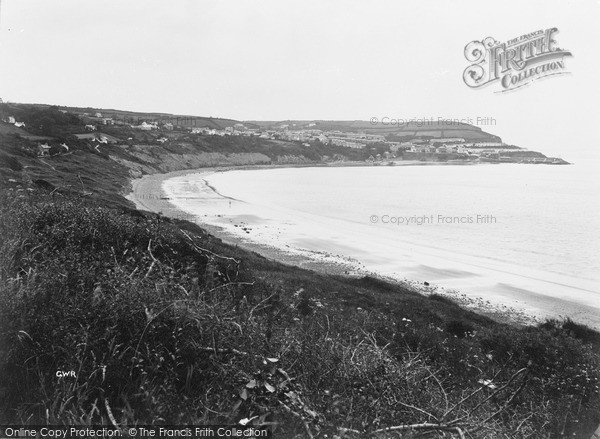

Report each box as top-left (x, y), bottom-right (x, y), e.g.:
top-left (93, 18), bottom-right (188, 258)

top-left (162, 162), bottom-right (600, 328)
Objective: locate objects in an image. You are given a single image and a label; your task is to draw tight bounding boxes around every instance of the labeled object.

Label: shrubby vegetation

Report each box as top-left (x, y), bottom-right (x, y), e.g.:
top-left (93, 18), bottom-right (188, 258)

top-left (1, 190), bottom-right (599, 438)
top-left (183, 135), bottom-right (369, 162)
top-left (0, 104), bottom-right (83, 137)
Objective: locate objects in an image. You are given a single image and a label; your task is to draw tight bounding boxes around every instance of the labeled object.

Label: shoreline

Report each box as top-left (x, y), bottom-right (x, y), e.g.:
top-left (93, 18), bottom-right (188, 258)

top-left (126, 160), bottom-right (484, 214)
top-left (127, 163), bottom-right (574, 329)
top-left (127, 166), bottom-right (378, 278)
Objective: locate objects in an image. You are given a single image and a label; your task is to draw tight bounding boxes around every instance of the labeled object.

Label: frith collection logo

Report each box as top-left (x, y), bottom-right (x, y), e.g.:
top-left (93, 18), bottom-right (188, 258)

top-left (463, 28), bottom-right (572, 92)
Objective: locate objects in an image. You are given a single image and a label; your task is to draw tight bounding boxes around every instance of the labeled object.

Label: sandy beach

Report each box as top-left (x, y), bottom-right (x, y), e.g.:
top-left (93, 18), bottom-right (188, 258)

top-left (125, 165), bottom-right (600, 329)
top-left (127, 167), bottom-right (368, 276)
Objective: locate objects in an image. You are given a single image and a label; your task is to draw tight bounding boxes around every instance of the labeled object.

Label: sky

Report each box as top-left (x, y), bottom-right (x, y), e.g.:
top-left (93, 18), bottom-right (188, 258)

top-left (0, 0), bottom-right (599, 161)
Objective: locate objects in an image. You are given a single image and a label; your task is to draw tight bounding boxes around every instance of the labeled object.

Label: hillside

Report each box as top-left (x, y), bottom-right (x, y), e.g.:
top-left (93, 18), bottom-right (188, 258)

top-left (0, 103), bottom-right (597, 437)
top-left (1, 102), bottom-right (565, 176)
top-left (4, 102), bottom-right (250, 131)
top-left (247, 120), bottom-right (501, 142)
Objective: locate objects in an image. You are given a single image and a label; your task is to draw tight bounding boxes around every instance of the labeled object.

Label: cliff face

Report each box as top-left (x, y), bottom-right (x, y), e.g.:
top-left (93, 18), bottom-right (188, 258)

top-left (110, 144), bottom-right (271, 176)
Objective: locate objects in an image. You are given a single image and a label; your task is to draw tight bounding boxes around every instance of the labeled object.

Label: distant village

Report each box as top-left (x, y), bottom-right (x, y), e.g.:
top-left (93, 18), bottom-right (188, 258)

top-left (1, 107), bottom-right (568, 164)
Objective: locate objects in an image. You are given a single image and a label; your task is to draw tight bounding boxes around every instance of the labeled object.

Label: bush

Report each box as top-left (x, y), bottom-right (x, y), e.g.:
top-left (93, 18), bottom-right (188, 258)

top-left (445, 319), bottom-right (475, 338)
top-left (541, 318), bottom-right (600, 349)
top-left (0, 152), bottom-right (23, 172)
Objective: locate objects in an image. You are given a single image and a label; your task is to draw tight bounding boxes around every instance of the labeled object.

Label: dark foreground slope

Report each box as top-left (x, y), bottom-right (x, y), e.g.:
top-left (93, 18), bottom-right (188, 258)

top-left (0, 106), bottom-right (599, 438)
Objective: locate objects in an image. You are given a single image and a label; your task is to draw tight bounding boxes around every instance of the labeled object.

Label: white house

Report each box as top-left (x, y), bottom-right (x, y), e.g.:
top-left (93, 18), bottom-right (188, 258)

top-left (391, 142), bottom-right (415, 152)
top-left (470, 142), bottom-right (505, 147)
top-left (412, 145), bottom-right (433, 153)
top-left (138, 121), bottom-right (157, 131)
top-left (93, 136), bottom-right (108, 144)
top-left (430, 138), bottom-right (465, 145)
top-left (38, 143), bottom-right (51, 156)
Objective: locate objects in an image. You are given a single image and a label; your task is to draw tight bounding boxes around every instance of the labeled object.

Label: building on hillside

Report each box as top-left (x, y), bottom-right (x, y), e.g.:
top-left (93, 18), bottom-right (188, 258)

top-left (85, 124), bottom-right (97, 131)
top-left (318, 134), bottom-right (329, 144)
top-left (389, 142), bottom-right (415, 152)
top-left (137, 121), bottom-right (157, 131)
top-left (330, 137), bottom-right (366, 149)
top-left (386, 142), bottom-right (401, 152)
top-left (430, 138), bottom-right (465, 144)
top-left (38, 143), bottom-right (51, 156)
top-left (468, 142), bottom-right (505, 147)
top-left (412, 145), bottom-right (433, 153)
top-left (74, 133), bottom-right (118, 143)
top-left (366, 134), bottom-right (386, 142)
top-left (7, 116), bottom-right (16, 124)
